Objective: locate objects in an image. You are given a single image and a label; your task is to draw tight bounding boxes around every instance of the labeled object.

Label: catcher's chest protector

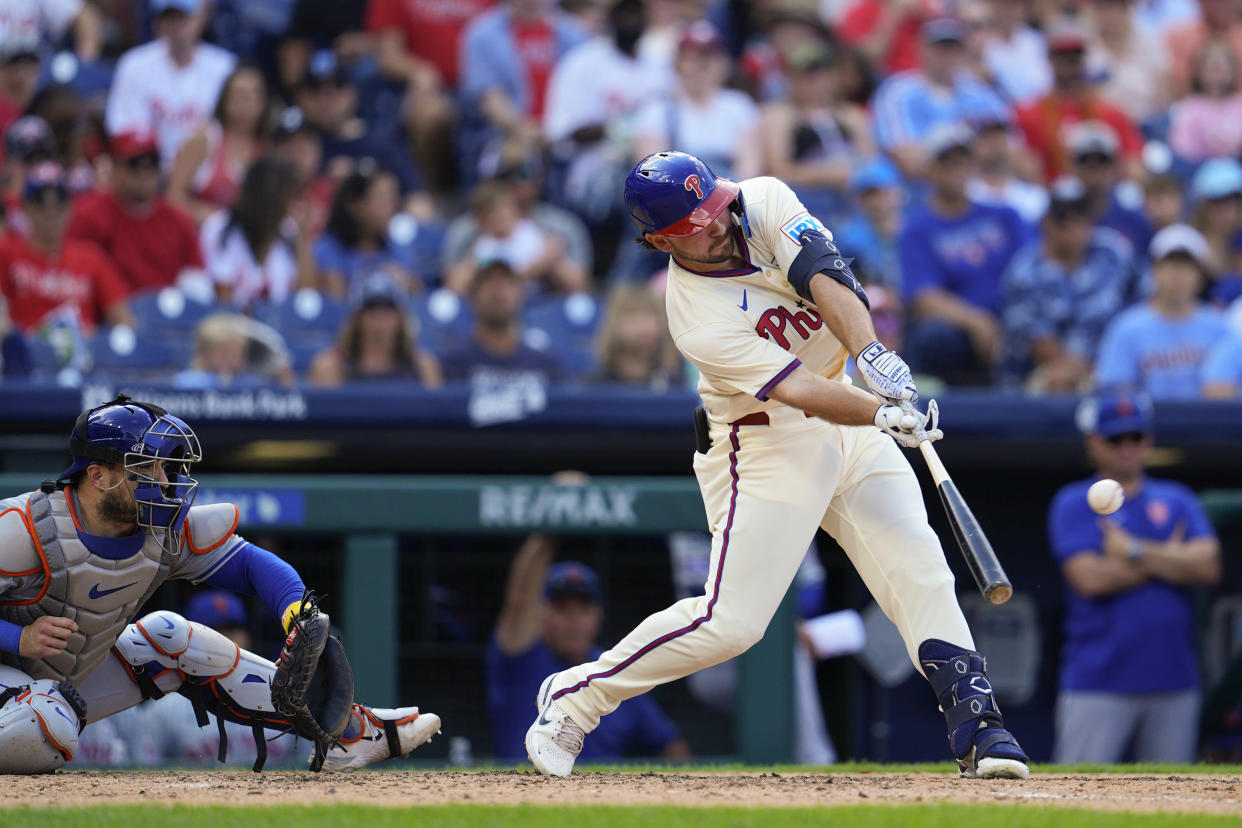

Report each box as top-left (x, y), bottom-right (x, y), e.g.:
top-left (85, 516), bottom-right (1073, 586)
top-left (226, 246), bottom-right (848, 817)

top-left (0, 490), bottom-right (171, 684)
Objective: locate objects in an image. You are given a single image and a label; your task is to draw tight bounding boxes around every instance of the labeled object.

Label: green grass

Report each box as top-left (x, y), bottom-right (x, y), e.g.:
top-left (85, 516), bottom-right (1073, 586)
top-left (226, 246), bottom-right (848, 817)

top-left (3, 805), bottom-right (1239, 828)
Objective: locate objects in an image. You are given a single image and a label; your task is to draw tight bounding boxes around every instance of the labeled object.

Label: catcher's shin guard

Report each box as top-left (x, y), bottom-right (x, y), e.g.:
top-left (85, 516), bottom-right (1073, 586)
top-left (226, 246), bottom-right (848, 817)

top-left (919, 639), bottom-right (1029, 779)
top-left (317, 704), bottom-right (442, 772)
top-left (115, 610), bottom-right (291, 770)
top-left (0, 679), bottom-right (87, 774)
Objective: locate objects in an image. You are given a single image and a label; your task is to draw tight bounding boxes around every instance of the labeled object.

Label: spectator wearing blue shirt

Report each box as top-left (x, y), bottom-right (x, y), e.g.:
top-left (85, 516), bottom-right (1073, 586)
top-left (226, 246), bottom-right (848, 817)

top-left (1202, 330), bottom-right (1242, 398)
top-left (899, 123), bottom-right (1031, 385)
top-left (1068, 121), bottom-right (1151, 259)
top-left (486, 535), bottom-right (690, 762)
top-left (295, 50), bottom-right (432, 220)
top-left (1002, 177), bottom-right (1138, 392)
top-left (871, 17), bottom-right (1010, 180)
top-left (1095, 224), bottom-right (1230, 398)
top-left (314, 163), bottom-right (417, 299)
top-left (834, 157), bottom-right (904, 293)
top-left (1049, 393), bottom-right (1220, 763)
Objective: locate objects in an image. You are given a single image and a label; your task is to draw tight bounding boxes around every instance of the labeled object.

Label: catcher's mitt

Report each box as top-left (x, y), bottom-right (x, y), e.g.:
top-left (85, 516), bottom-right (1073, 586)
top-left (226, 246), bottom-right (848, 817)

top-left (271, 592), bottom-right (355, 770)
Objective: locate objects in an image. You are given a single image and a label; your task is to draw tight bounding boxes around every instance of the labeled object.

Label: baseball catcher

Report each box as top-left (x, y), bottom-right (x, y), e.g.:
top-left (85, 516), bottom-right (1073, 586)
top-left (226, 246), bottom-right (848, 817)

top-left (0, 395), bottom-right (440, 773)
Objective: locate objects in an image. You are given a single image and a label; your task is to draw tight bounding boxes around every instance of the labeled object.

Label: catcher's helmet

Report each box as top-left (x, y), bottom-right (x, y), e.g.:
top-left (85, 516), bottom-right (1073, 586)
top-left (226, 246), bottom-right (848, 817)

top-left (624, 151), bottom-right (740, 236)
top-left (59, 394), bottom-right (202, 543)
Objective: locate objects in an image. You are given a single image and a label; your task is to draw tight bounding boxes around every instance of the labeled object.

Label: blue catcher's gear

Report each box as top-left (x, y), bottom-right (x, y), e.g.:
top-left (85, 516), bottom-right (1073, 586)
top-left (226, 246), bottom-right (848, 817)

top-left (57, 394), bottom-right (201, 547)
top-left (624, 151), bottom-right (741, 237)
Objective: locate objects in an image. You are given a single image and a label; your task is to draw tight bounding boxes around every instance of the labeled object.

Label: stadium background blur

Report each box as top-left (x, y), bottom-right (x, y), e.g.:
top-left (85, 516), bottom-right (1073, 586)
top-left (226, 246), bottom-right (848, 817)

top-left (1, 0), bottom-right (1242, 768)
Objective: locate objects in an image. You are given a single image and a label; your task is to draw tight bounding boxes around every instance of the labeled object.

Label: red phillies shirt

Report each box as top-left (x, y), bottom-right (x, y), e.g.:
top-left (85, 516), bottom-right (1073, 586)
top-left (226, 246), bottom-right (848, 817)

top-left (512, 19), bottom-right (556, 120)
top-left (66, 191), bottom-right (203, 295)
top-left (365, 0), bottom-right (496, 87)
top-left (1015, 95), bottom-right (1144, 181)
top-left (838, 0), bottom-right (941, 75)
top-left (0, 235), bottom-right (130, 333)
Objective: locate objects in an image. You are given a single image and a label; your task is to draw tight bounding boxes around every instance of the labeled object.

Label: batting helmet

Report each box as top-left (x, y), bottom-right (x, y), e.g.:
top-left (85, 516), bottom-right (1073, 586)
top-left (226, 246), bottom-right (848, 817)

top-left (60, 394), bottom-right (202, 544)
top-left (624, 151), bottom-right (740, 237)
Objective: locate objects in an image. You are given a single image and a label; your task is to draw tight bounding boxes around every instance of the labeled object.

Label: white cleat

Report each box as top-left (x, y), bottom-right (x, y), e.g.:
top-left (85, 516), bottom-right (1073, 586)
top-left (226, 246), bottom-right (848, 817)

top-left (525, 674), bottom-right (584, 777)
top-left (316, 704), bottom-right (441, 772)
top-left (973, 757), bottom-right (1030, 780)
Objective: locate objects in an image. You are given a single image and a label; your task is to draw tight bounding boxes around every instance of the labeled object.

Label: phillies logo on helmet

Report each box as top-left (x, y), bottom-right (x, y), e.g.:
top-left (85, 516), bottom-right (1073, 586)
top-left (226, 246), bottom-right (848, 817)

top-left (684, 174), bottom-right (704, 200)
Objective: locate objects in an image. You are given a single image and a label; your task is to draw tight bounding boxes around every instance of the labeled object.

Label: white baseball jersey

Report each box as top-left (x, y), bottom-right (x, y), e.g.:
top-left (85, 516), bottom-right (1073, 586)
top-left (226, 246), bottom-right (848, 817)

top-left (666, 176), bottom-right (852, 425)
top-left (0, 0), bottom-right (81, 46)
top-left (105, 40), bottom-right (236, 165)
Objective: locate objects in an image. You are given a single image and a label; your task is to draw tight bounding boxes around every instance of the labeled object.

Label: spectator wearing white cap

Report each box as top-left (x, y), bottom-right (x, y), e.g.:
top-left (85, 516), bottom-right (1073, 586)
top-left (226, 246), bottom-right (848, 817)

top-left (105, 0), bottom-right (236, 167)
top-left (1002, 177), bottom-right (1139, 392)
top-left (1095, 223), bottom-right (1230, 398)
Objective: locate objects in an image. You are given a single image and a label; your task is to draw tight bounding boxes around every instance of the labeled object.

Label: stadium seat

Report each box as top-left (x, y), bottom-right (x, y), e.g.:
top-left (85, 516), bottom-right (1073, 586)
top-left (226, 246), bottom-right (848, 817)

top-left (252, 289), bottom-right (347, 359)
top-left (411, 288), bottom-right (473, 357)
top-left (129, 287), bottom-right (223, 344)
top-left (523, 292), bottom-right (602, 379)
top-left (88, 325), bottom-right (185, 381)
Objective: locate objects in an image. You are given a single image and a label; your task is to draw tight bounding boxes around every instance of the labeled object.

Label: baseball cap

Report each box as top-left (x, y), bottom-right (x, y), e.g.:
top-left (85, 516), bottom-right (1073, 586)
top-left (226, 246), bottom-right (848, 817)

top-left (351, 272), bottom-right (405, 310)
top-left (678, 20), bottom-right (726, 53)
top-left (785, 43), bottom-right (834, 74)
top-left (1148, 222), bottom-right (1211, 268)
top-left (1076, 392), bottom-right (1153, 438)
top-left (922, 17), bottom-right (967, 45)
top-left (1046, 20), bottom-right (1089, 54)
top-left (305, 49), bottom-right (349, 88)
top-left (185, 590), bottom-right (248, 629)
top-left (1067, 121), bottom-right (1120, 160)
top-left (924, 121), bottom-right (975, 160)
top-left (0, 33), bottom-right (40, 64)
top-left (110, 129), bottom-right (160, 162)
top-left (545, 562), bottom-right (603, 605)
top-left (1191, 158), bottom-right (1242, 201)
top-left (1045, 176), bottom-right (1091, 219)
top-left (5, 115), bottom-right (55, 162)
top-left (151, 0), bottom-right (201, 15)
top-left (851, 157), bottom-right (901, 193)
top-left (23, 161), bottom-right (69, 203)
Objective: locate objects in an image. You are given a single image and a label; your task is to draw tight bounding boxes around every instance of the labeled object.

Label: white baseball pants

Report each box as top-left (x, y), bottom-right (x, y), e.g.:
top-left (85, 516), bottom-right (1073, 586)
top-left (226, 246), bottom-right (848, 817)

top-left (550, 408), bottom-right (974, 732)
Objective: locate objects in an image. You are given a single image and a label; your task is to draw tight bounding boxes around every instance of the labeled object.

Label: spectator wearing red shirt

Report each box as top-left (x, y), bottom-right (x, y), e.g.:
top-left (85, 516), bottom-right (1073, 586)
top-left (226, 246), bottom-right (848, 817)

top-left (1015, 20), bottom-right (1144, 182)
top-left (837, 0), bottom-right (941, 76)
top-left (66, 131), bottom-right (203, 297)
top-left (0, 163), bottom-right (132, 334)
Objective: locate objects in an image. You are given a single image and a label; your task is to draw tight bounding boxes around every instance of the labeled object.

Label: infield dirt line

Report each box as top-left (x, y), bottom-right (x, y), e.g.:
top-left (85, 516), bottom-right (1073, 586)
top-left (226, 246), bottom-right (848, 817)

top-left (4, 771), bottom-right (1241, 815)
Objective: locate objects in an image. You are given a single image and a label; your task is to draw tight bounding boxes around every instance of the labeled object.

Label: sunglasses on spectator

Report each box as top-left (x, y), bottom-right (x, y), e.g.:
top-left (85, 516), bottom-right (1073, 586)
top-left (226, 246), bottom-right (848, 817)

top-left (1075, 153), bottom-right (1114, 167)
top-left (1104, 432), bottom-right (1146, 446)
top-left (123, 154), bottom-right (160, 171)
top-left (26, 186), bottom-right (70, 207)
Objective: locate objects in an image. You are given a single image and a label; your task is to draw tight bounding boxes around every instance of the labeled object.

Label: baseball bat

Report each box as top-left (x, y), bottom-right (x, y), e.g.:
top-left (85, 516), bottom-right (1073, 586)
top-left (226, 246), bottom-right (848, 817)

top-left (902, 402), bottom-right (1012, 605)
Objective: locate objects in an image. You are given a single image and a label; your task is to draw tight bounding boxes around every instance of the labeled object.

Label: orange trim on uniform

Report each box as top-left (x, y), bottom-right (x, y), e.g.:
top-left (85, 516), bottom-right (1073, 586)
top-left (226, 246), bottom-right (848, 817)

top-left (113, 648), bottom-right (140, 684)
top-left (30, 700), bottom-right (74, 761)
top-left (63, 486), bottom-right (85, 533)
top-left (337, 706), bottom-right (367, 744)
top-left (183, 504), bottom-right (240, 555)
top-left (0, 503), bottom-right (50, 607)
top-left (136, 619), bottom-right (191, 658)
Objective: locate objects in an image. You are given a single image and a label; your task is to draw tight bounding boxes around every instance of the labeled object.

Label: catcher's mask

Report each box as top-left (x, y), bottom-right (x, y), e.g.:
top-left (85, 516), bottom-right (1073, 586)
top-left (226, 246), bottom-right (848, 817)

top-left (59, 393), bottom-right (202, 549)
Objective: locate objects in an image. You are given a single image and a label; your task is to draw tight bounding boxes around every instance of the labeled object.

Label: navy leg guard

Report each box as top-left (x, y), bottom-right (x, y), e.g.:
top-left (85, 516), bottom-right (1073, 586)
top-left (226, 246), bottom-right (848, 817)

top-left (919, 639), bottom-right (1029, 779)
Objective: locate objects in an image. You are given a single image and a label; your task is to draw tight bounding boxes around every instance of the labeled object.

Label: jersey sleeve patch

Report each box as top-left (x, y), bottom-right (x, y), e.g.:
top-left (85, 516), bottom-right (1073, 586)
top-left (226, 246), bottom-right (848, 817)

top-left (780, 212), bottom-right (829, 246)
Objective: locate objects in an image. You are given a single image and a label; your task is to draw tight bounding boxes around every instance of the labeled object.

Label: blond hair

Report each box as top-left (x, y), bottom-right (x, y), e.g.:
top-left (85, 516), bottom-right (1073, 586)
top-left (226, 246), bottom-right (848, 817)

top-left (595, 285), bottom-right (682, 386)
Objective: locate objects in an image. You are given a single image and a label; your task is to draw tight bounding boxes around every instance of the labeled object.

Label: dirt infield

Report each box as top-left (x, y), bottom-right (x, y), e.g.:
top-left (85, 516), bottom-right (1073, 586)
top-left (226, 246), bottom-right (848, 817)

top-left (4, 771), bottom-right (1242, 815)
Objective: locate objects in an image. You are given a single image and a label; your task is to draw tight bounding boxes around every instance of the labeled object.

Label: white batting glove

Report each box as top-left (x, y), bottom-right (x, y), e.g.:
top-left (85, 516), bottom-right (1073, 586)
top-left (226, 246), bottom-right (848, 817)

top-left (857, 340), bottom-right (918, 404)
top-left (875, 399), bottom-right (942, 449)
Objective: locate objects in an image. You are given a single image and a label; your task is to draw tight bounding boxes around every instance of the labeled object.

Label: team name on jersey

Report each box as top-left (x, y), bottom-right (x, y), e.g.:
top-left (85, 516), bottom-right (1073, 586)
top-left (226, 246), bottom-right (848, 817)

top-left (755, 304), bottom-right (824, 351)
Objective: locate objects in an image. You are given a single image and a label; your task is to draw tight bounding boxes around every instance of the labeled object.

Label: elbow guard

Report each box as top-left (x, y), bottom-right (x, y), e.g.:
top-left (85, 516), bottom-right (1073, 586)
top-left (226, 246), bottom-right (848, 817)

top-left (787, 229), bottom-right (869, 309)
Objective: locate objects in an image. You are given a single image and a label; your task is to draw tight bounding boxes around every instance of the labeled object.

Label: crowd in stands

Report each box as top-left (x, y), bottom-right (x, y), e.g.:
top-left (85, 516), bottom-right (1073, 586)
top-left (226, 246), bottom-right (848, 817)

top-left (2, 0), bottom-right (1242, 400)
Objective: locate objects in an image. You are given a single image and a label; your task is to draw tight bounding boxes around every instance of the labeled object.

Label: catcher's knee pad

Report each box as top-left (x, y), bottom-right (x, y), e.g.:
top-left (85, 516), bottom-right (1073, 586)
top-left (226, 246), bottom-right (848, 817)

top-left (0, 679), bottom-right (86, 773)
top-left (115, 610), bottom-right (278, 715)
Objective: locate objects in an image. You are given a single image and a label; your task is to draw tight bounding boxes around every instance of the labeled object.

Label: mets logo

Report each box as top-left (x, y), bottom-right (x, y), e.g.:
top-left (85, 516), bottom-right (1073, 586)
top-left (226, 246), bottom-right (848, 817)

top-left (756, 305), bottom-right (824, 351)
top-left (684, 174), bottom-right (704, 199)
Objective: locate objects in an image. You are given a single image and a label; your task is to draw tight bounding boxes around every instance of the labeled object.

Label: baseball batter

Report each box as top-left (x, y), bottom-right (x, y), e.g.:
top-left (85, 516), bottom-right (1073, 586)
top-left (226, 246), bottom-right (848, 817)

top-left (526, 151), bottom-right (1028, 779)
top-left (0, 394), bottom-right (439, 774)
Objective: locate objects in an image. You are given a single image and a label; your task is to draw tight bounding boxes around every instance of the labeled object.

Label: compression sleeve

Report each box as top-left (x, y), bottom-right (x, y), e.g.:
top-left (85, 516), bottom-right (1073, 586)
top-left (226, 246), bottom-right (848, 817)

top-left (202, 542), bottom-right (306, 624)
top-left (0, 618), bottom-right (22, 656)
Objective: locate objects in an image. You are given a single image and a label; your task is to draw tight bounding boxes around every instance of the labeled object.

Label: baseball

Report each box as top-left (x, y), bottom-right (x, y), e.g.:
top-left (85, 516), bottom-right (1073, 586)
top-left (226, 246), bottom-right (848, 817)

top-left (1087, 479), bottom-right (1125, 515)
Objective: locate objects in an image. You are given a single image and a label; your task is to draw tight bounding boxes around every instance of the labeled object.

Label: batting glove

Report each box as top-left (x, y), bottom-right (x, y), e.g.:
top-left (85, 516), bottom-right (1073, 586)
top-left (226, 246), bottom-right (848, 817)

top-left (875, 399), bottom-right (941, 449)
top-left (857, 340), bottom-right (918, 404)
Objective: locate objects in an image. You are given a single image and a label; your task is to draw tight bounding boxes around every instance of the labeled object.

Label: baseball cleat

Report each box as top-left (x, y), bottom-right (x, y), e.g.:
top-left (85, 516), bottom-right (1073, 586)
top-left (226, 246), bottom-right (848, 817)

top-left (316, 704), bottom-right (441, 772)
top-left (525, 673), bottom-right (584, 777)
